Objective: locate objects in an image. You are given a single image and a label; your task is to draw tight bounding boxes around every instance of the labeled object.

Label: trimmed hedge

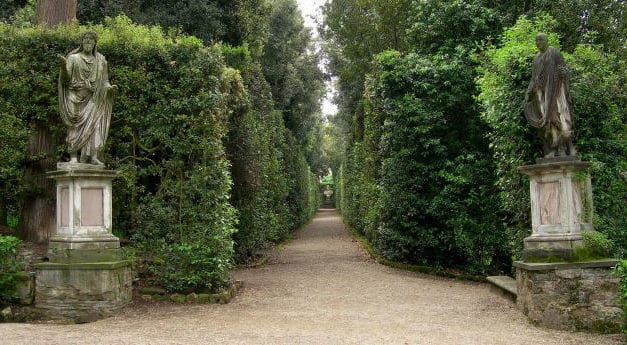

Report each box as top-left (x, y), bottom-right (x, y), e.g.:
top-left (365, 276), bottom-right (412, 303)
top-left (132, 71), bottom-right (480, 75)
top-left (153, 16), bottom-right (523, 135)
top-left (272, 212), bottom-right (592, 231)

top-left (221, 46), bottom-right (320, 259)
top-left (338, 48), bottom-right (509, 275)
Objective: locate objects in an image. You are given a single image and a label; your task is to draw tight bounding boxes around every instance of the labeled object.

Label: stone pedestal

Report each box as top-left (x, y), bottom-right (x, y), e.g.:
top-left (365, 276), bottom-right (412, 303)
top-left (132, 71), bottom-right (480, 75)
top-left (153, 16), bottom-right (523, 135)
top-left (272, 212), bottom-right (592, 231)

top-left (518, 158), bottom-right (593, 260)
top-left (35, 163), bottom-right (132, 322)
top-left (514, 260), bottom-right (624, 333)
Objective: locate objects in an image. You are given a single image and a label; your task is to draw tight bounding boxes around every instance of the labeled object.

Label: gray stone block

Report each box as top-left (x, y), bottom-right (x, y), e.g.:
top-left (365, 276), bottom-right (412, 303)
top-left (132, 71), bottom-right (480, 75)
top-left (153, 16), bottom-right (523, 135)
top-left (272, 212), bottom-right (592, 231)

top-left (34, 258), bottom-right (132, 322)
top-left (515, 261), bottom-right (623, 333)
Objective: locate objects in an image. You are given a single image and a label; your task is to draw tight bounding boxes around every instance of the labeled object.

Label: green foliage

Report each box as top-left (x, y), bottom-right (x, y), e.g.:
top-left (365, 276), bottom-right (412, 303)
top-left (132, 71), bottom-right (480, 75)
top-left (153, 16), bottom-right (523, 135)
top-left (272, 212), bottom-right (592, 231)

top-left (220, 42), bottom-right (320, 259)
top-left (77, 0), bottom-right (272, 57)
top-left (527, 0), bottom-right (625, 55)
top-left (407, 0), bottom-right (500, 52)
top-left (572, 230), bottom-right (616, 261)
top-left (338, 44), bottom-right (509, 274)
top-left (330, 0), bottom-right (511, 275)
top-left (262, 0), bottom-right (325, 167)
top-left (0, 112), bottom-right (28, 225)
top-left (612, 260), bottom-right (627, 328)
top-left (0, 235), bottom-right (23, 300)
top-left (477, 15), bottom-right (627, 257)
top-left (320, 174), bottom-right (334, 186)
top-left (321, 0), bottom-right (414, 147)
top-left (327, 0), bottom-right (625, 278)
top-left (134, 163), bottom-right (237, 292)
top-left (0, 0), bottom-right (27, 21)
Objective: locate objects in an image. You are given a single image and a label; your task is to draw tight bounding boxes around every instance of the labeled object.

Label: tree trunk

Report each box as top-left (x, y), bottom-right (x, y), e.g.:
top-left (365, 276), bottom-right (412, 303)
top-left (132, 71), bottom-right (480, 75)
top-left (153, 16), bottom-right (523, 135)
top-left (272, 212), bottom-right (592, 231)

top-left (19, 125), bottom-right (57, 243)
top-left (18, 2), bottom-right (75, 243)
top-left (35, 0), bottom-right (77, 28)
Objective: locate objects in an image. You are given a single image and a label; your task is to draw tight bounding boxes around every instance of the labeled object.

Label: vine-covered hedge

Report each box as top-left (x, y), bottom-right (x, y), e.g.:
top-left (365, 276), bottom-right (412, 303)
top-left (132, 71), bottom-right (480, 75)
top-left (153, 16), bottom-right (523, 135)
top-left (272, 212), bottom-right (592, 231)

top-left (0, 17), bottom-right (237, 292)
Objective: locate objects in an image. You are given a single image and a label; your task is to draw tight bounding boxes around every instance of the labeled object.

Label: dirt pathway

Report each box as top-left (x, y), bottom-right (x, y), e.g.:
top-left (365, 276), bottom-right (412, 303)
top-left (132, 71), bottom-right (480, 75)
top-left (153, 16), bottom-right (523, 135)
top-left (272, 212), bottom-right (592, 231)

top-left (1, 209), bottom-right (623, 344)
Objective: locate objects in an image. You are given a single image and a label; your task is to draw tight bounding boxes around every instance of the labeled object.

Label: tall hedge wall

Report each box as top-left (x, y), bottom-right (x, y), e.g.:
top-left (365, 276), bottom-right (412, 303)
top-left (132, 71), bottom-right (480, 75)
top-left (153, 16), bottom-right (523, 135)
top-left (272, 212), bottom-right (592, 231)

top-left (221, 45), bottom-right (319, 259)
top-left (337, 49), bottom-right (508, 274)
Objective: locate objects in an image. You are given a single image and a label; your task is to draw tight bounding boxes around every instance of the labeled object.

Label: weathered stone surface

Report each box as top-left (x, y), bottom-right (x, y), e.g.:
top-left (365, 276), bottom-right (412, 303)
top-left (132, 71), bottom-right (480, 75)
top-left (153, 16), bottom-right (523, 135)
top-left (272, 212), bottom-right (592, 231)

top-left (158, 281), bottom-right (241, 304)
top-left (186, 293), bottom-right (198, 303)
top-left (487, 276), bottom-right (517, 302)
top-left (518, 160), bottom-right (594, 260)
top-left (3, 272), bottom-right (37, 306)
top-left (197, 294), bottom-right (211, 303)
top-left (47, 168), bottom-right (118, 251)
top-left (58, 30), bottom-right (116, 166)
top-left (46, 247), bottom-right (124, 263)
top-left (515, 261), bottom-right (623, 333)
top-left (34, 259), bottom-right (132, 322)
top-left (169, 294), bottom-right (186, 303)
top-left (1, 307), bottom-right (12, 321)
top-left (137, 287), bottom-right (166, 295)
top-left (524, 33), bottom-right (577, 158)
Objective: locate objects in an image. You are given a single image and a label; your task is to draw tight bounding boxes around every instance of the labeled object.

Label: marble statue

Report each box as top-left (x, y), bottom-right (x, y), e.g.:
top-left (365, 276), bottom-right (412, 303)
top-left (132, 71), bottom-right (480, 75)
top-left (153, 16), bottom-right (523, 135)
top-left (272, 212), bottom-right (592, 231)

top-left (524, 33), bottom-right (577, 158)
top-left (58, 30), bottom-right (117, 165)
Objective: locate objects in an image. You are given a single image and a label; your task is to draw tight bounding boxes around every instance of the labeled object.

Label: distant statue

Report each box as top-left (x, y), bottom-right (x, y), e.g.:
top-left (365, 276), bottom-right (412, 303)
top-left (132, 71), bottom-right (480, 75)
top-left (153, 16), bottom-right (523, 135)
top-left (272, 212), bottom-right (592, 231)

top-left (524, 33), bottom-right (577, 158)
top-left (58, 30), bottom-right (117, 165)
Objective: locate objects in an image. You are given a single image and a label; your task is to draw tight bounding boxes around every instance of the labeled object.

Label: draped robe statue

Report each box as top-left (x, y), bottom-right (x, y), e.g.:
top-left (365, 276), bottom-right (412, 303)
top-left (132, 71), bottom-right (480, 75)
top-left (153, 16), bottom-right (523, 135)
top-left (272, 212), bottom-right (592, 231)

top-left (58, 30), bottom-right (117, 165)
top-left (524, 33), bottom-right (577, 158)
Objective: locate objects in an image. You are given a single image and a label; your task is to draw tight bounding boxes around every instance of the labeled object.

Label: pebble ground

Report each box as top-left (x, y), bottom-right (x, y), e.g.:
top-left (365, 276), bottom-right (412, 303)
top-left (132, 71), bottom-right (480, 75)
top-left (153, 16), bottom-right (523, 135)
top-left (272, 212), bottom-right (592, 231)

top-left (1, 208), bottom-right (624, 344)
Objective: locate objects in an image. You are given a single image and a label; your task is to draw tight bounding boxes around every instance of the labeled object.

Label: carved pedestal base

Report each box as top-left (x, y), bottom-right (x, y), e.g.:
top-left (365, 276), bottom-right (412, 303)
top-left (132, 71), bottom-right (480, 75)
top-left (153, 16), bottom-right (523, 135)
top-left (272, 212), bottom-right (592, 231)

top-left (34, 164), bottom-right (132, 322)
top-left (518, 158), bottom-right (593, 260)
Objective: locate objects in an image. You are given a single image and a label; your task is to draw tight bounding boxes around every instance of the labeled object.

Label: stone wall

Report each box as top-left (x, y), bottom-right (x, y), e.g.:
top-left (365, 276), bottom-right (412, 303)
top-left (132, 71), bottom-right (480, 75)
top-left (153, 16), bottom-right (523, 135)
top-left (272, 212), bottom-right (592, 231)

top-left (515, 260), bottom-right (624, 333)
top-left (35, 261), bottom-right (133, 322)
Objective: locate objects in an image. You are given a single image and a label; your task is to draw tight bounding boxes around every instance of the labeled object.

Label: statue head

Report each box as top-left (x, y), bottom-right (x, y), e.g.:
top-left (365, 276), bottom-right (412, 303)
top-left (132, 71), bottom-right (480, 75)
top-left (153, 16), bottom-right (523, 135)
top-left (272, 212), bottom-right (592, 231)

top-left (80, 30), bottom-right (98, 55)
top-left (535, 33), bottom-right (548, 52)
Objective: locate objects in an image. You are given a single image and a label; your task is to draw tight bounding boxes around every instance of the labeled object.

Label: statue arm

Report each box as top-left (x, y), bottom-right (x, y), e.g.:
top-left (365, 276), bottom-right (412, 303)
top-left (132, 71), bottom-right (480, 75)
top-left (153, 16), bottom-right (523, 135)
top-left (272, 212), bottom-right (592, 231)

top-left (554, 49), bottom-right (570, 79)
top-left (58, 54), bottom-right (70, 82)
top-left (525, 80), bottom-right (535, 102)
top-left (101, 59), bottom-right (118, 98)
top-left (557, 64), bottom-right (569, 79)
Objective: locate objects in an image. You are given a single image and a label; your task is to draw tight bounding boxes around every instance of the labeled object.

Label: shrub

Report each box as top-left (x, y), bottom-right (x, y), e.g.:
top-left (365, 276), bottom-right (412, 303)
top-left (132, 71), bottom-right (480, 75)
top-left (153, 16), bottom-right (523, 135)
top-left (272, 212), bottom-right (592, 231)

top-left (0, 235), bottom-right (23, 300)
top-left (612, 260), bottom-right (627, 331)
top-left (337, 47), bottom-right (509, 274)
top-left (572, 230), bottom-right (616, 261)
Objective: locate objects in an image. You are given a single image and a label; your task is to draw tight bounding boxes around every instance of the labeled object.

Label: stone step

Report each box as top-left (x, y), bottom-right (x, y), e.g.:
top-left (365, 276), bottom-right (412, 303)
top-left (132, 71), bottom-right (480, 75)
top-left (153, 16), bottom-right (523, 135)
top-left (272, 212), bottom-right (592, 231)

top-left (486, 275), bottom-right (517, 302)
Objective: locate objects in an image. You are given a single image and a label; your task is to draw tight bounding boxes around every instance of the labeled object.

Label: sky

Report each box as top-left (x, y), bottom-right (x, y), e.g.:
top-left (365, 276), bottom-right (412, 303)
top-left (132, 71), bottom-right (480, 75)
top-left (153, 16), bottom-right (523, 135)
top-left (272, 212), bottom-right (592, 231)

top-left (296, 0), bottom-right (338, 117)
top-left (296, 0), bottom-right (325, 35)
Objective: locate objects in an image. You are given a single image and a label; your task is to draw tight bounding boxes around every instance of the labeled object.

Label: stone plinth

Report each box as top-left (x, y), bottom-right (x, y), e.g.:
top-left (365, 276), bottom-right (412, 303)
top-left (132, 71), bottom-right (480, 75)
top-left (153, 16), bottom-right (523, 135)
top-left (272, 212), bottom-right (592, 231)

top-left (35, 163), bottom-right (132, 322)
top-left (514, 260), bottom-right (624, 333)
top-left (518, 158), bottom-right (593, 260)
top-left (46, 163), bottom-right (119, 250)
top-left (35, 261), bottom-right (133, 321)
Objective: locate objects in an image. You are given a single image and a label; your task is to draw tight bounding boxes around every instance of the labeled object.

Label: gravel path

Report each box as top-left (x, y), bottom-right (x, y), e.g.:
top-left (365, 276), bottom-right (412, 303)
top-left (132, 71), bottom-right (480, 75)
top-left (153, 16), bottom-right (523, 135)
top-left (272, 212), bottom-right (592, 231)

top-left (1, 209), bottom-right (624, 344)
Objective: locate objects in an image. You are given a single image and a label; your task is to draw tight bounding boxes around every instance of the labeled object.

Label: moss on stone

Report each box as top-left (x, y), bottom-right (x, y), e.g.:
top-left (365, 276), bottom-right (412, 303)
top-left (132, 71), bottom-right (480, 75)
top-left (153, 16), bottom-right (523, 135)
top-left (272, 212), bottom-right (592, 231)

top-left (169, 294), bottom-right (186, 303)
